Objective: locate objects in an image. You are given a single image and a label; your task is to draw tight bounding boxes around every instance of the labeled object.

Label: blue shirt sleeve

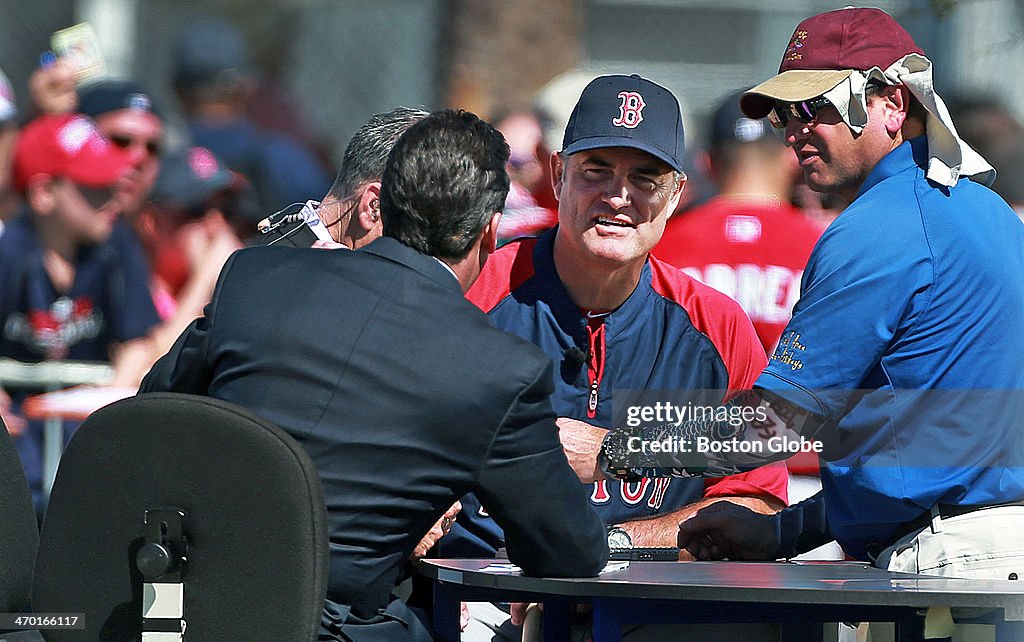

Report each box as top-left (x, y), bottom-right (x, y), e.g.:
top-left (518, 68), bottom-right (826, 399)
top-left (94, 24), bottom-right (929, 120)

top-left (756, 201), bottom-right (932, 418)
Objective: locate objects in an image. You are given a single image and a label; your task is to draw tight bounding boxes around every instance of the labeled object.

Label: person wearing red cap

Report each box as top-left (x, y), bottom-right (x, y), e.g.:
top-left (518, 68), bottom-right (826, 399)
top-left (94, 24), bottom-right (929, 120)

top-left (562, 11), bottom-right (1024, 632)
top-left (28, 64), bottom-right (166, 224)
top-left (0, 113), bottom-right (161, 512)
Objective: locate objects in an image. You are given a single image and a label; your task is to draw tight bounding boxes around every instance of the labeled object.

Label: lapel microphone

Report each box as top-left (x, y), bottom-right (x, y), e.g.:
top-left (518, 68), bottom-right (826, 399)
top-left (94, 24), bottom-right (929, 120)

top-left (563, 346), bottom-right (589, 364)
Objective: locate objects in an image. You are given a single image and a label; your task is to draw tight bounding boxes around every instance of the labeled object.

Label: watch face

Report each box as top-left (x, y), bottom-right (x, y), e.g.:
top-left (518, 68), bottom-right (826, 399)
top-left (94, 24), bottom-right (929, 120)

top-left (607, 527), bottom-right (632, 549)
top-left (602, 429), bottom-right (633, 467)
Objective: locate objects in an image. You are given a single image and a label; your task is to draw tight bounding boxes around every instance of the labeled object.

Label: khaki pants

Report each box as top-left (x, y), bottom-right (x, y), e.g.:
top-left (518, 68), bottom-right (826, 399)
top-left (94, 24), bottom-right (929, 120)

top-left (872, 504), bottom-right (1024, 641)
top-left (879, 505), bottom-right (1024, 580)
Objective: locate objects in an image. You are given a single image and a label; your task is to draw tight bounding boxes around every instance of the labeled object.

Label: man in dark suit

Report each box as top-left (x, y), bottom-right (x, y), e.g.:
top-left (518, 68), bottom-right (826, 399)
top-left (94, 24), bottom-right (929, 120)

top-left (139, 109), bottom-right (609, 641)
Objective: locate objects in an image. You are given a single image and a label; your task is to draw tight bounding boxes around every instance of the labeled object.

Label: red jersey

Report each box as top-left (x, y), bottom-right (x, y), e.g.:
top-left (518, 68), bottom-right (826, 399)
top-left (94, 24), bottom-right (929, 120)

top-left (654, 196), bottom-right (824, 353)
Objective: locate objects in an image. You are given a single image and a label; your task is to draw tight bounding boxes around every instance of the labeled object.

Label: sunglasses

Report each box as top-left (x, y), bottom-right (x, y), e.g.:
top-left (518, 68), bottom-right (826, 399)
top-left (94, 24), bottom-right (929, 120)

top-left (767, 82), bottom-right (887, 130)
top-left (767, 96), bottom-right (833, 129)
top-left (109, 134), bottom-right (162, 158)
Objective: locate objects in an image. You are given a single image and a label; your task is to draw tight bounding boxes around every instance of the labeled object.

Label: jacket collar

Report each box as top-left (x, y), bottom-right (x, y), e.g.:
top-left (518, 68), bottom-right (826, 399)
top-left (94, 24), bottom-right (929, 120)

top-left (359, 236), bottom-right (463, 294)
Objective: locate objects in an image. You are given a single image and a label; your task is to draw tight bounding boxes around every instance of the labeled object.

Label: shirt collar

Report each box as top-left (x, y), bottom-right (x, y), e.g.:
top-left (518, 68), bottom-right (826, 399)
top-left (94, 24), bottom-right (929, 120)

top-left (856, 136), bottom-right (925, 200)
top-left (433, 257), bottom-right (459, 283)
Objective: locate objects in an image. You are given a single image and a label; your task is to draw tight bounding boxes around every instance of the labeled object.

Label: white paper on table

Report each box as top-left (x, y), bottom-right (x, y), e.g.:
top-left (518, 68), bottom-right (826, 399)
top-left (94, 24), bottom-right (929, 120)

top-left (480, 560), bottom-right (630, 575)
top-left (600, 561), bottom-right (630, 573)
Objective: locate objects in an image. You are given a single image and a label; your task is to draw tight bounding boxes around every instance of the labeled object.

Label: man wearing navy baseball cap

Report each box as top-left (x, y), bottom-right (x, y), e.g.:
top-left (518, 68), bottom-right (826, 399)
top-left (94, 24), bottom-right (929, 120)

top-left (451, 74), bottom-right (788, 640)
top-left (77, 79), bottom-right (165, 221)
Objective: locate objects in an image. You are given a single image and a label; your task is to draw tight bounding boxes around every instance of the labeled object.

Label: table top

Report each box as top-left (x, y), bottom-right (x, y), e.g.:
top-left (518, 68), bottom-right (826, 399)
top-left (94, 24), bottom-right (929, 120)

top-left (421, 559), bottom-right (1024, 620)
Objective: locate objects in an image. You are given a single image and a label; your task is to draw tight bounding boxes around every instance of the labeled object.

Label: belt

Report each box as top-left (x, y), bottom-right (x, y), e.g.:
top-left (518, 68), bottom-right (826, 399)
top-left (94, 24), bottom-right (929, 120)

top-left (867, 501), bottom-right (1023, 562)
top-left (899, 503), bottom-right (984, 537)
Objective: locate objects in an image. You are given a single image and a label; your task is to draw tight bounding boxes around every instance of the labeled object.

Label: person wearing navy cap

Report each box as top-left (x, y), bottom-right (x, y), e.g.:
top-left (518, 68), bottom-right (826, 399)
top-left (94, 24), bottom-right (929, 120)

top-left (77, 79), bottom-right (164, 221)
top-left (453, 74), bottom-right (788, 640)
top-left (171, 18), bottom-right (332, 214)
top-left (137, 146), bottom-right (258, 363)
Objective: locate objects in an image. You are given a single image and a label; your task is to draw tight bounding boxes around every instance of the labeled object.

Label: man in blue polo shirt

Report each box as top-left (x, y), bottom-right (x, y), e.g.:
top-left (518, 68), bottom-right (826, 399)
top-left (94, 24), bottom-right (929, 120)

top-left (573, 8), bottom-right (1024, 595)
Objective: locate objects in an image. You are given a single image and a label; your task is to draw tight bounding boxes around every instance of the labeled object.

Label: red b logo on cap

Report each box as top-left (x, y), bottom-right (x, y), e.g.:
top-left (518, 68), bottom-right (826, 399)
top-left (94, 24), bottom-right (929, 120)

top-left (613, 91), bottom-right (645, 129)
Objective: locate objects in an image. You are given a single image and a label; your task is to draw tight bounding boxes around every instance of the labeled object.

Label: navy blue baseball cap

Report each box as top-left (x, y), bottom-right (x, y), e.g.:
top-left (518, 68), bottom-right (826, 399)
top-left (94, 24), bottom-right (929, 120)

top-left (173, 19), bottom-right (252, 90)
top-left (151, 146), bottom-right (262, 222)
top-left (709, 88), bottom-right (773, 148)
top-left (78, 80), bottom-right (162, 120)
top-left (151, 146), bottom-right (234, 211)
top-left (561, 74), bottom-right (685, 172)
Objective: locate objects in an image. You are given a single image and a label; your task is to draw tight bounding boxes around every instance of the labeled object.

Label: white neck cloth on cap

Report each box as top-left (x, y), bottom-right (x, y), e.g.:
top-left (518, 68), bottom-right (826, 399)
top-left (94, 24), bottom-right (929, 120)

top-left (822, 54), bottom-right (995, 188)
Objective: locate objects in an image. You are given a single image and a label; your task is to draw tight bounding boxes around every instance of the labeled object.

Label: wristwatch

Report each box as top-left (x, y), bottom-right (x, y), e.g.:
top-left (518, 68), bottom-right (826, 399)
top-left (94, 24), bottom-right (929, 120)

top-left (600, 429), bottom-right (638, 480)
top-left (607, 525), bottom-right (633, 550)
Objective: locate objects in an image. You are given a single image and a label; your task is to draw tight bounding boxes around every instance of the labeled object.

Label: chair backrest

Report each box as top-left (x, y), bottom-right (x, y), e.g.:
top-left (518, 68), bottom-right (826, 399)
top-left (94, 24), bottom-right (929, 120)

top-left (31, 393), bottom-right (329, 642)
top-left (0, 418), bottom-right (38, 615)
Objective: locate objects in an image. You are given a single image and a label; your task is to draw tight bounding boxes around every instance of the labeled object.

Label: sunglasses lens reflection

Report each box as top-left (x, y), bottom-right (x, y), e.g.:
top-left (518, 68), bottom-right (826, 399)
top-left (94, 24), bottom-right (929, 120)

top-left (770, 97), bottom-right (829, 128)
top-left (110, 135), bottom-right (161, 157)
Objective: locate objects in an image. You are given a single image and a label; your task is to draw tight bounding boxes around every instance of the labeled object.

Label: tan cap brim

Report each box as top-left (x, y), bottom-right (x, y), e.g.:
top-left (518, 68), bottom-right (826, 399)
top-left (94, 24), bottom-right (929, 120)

top-left (740, 69), bottom-right (855, 118)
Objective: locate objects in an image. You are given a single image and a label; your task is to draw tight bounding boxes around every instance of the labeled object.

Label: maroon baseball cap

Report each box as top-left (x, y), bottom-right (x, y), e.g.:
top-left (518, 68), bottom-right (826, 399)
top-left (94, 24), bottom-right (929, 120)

top-left (13, 114), bottom-right (134, 192)
top-left (741, 7), bottom-right (924, 118)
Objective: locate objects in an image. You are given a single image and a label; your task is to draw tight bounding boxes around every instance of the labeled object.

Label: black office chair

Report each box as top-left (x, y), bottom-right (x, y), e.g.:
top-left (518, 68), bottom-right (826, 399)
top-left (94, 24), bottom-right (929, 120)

top-left (0, 418), bottom-right (38, 616)
top-left (30, 393), bottom-right (329, 641)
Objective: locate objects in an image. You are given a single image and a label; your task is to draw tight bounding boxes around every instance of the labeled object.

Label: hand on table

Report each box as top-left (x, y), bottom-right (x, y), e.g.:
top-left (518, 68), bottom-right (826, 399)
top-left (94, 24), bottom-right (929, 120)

top-left (411, 501), bottom-right (461, 560)
top-left (555, 417), bottom-right (606, 483)
top-left (677, 501), bottom-right (779, 560)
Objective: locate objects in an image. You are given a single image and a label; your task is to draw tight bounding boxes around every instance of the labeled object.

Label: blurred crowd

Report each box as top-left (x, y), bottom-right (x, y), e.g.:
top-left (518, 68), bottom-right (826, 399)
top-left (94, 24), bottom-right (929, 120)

top-left (0, 18), bottom-right (335, 511)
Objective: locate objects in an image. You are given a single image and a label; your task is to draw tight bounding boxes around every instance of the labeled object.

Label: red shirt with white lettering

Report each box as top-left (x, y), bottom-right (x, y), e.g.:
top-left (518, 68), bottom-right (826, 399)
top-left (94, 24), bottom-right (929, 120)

top-left (654, 196), bottom-right (824, 354)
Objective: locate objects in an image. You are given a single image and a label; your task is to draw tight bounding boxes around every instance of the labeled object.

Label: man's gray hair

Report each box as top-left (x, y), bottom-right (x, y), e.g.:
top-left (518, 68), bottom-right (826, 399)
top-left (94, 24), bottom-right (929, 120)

top-left (328, 107), bottom-right (430, 199)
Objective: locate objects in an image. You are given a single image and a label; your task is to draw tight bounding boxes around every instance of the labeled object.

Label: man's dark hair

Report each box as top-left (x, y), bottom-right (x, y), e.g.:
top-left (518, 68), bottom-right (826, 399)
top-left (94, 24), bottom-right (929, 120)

top-left (328, 107), bottom-right (430, 199)
top-left (381, 109), bottom-right (510, 259)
